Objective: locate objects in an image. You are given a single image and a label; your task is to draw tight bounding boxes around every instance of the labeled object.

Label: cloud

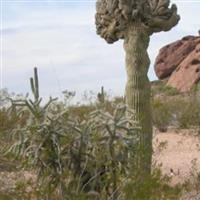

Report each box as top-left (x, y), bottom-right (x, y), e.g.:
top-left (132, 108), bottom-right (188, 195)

top-left (2, 1), bottom-right (200, 101)
top-left (174, 1), bottom-right (200, 34)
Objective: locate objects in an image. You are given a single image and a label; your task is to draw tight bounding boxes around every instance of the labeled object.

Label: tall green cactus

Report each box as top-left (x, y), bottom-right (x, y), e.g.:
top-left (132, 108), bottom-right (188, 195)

top-left (30, 67), bottom-right (39, 102)
top-left (95, 0), bottom-right (180, 175)
top-left (97, 86), bottom-right (105, 104)
top-left (11, 67), bottom-right (57, 121)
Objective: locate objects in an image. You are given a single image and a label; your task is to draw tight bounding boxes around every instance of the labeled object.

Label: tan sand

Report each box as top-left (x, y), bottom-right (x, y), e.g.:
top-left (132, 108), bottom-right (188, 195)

top-left (153, 129), bottom-right (200, 185)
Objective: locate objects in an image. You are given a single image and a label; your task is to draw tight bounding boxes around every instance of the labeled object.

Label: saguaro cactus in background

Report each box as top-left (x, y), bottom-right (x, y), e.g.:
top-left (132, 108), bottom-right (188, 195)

top-left (95, 0), bottom-right (180, 175)
top-left (30, 67), bottom-right (40, 102)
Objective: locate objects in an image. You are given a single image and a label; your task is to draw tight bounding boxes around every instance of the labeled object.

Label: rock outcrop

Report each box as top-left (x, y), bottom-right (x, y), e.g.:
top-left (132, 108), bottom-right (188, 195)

top-left (154, 31), bottom-right (200, 92)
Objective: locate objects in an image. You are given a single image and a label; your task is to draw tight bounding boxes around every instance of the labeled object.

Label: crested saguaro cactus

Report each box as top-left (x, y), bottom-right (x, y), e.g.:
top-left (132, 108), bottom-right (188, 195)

top-left (95, 0), bottom-right (180, 175)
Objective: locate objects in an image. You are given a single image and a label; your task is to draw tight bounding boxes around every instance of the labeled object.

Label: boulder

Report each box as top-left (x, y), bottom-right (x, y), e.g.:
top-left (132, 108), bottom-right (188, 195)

top-left (154, 31), bottom-right (200, 92)
top-left (155, 35), bottom-right (200, 79)
top-left (167, 43), bottom-right (200, 92)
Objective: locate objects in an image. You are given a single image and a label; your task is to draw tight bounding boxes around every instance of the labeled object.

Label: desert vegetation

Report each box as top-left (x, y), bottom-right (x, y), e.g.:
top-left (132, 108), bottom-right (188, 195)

top-left (1, 0), bottom-right (200, 199)
top-left (0, 68), bottom-right (200, 199)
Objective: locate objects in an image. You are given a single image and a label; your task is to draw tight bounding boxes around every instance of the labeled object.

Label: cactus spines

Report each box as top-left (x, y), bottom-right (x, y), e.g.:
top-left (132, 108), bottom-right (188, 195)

top-left (95, 0), bottom-right (180, 175)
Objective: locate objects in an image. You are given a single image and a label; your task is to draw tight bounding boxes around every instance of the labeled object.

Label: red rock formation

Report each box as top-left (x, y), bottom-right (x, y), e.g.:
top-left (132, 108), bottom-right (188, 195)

top-left (154, 31), bottom-right (200, 92)
top-left (167, 43), bottom-right (200, 92)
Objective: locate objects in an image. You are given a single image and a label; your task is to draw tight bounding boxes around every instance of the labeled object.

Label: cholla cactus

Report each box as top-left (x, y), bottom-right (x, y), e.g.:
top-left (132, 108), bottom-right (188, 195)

top-left (95, 0), bottom-right (180, 175)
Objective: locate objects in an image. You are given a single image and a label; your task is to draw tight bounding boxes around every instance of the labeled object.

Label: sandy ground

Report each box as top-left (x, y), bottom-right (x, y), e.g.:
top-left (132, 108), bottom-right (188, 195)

top-left (153, 129), bottom-right (200, 185)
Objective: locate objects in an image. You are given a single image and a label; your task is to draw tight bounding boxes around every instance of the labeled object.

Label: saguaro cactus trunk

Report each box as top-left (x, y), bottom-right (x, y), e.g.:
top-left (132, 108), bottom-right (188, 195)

top-left (124, 25), bottom-right (152, 174)
top-left (95, 0), bottom-right (180, 176)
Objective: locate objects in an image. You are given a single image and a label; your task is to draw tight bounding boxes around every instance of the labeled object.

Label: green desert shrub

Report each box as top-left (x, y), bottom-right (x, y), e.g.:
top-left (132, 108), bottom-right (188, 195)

top-left (151, 81), bottom-right (179, 97)
top-left (152, 92), bottom-right (200, 132)
top-left (5, 68), bottom-right (182, 199)
top-left (152, 99), bottom-right (172, 132)
top-left (124, 168), bottom-right (181, 200)
top-left (0, 107), bottom-right (29, 152)
top-left (162, 86), bottom-right (180, 96)
top-left (7, 100), bottom-right (181, 200)
top-left (68, 104), bottom-right (95, 120)
top-left (182, 159), bottom-right (200, 200)
top-left (4, 68), bottom-right (138, 199)
top-left (172, 96), bottom-right (200, 129)
top-left (7, 101), bottom-right (141, 199)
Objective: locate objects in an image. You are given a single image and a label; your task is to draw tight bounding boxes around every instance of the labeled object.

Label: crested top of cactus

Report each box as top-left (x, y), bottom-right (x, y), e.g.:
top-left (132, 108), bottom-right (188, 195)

top-left (95, 0), bottom-right (180, 43)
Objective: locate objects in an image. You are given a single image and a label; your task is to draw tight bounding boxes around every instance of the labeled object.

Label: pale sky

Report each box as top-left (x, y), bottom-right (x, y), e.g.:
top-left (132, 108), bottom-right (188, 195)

top-left (1, 0), bottom-right (200, 101)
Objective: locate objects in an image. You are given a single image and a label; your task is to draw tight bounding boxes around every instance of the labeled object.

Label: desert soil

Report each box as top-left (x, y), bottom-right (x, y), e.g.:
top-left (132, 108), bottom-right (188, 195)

top-left (153, 129), bottom-right (200, 185)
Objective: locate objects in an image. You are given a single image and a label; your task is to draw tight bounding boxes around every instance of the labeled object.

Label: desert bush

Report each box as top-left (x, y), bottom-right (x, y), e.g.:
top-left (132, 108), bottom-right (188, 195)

top-left (182, 159), bottom-right (200, 200)
top-left (7, 101), bottom-right (181, 200)
top-left (162, 86), bottom-right (180, 96)
top-left (151, 81), bottom-right (179, 97)
top-left (172, 95), bottom-right (200, 129)
top-left (68, 104), bottom-right (95, 120)
top-left (152, 91), bottom-right (200, 132)
top-left (7, 101), bottom-right (141, 199)
top-left (4, 68), bottom-right (138, 199)
top-left (152, 99), bottom-right (172, 132)
top-left (0, 89), bottom-right (28, 135)
top-left (0, 108), bottom-right (17, 133)
top-left (4, 68), bottom-right (183, 199)
top-left (0, 88), bottom-right (14, 108)
top-left (0, 106), bottom-right (29, 152)
top-left (124, 168), bottom-right (181, 200)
